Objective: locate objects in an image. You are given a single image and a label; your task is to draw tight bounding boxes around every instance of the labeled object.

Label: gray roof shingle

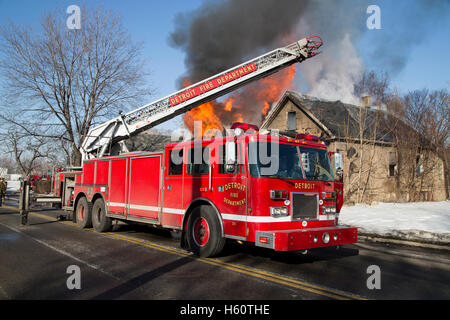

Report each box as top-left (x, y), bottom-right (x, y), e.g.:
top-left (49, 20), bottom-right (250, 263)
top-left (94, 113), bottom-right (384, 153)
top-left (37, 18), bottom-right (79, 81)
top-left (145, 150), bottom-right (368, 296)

top-left (268, 91), bottom-right (406, 143)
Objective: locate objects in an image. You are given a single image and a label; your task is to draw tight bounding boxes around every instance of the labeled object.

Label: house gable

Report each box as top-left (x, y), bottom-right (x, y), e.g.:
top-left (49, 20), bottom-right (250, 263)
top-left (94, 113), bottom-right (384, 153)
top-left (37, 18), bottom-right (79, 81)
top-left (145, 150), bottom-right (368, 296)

top-left (261, 92), bottom-right (334, 139)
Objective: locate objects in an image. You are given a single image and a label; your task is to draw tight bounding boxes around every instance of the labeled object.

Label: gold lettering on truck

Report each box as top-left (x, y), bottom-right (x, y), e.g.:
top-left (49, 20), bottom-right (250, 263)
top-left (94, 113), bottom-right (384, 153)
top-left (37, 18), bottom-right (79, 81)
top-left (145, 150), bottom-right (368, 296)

top-left (223, 182), bottom-right (246, 191)
top-left (294, 182), bottom-right (315, 190)
top-left (223, 182), bottom-right (246, 206)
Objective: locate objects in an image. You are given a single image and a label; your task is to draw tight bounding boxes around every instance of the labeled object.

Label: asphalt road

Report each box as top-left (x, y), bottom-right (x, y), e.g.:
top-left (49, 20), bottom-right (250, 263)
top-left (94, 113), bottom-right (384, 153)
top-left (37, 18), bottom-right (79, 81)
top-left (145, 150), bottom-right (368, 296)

top-left (0, 203), bottom-right (449, 301)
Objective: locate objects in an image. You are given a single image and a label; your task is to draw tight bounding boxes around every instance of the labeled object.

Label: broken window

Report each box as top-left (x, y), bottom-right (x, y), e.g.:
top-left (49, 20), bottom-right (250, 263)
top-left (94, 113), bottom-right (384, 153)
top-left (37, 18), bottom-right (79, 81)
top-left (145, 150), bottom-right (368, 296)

top-left (388, 164), bottom-right (397, 177)
top-left (388, 151), bottom-right (397, 177)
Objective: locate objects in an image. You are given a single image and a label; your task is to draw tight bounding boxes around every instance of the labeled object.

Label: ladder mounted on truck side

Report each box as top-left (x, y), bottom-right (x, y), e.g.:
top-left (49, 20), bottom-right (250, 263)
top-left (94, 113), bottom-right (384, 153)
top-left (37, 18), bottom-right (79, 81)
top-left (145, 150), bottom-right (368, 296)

top-left (81, 36), bottom-right (323, 160)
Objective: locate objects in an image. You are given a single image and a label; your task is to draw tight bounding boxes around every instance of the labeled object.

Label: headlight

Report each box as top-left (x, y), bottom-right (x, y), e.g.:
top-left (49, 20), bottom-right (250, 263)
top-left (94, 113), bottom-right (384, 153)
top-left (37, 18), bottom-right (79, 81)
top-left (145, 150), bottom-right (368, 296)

top-left (323, 206), bottom-right (336, 214)
top-left (322, 191), bottom-right (336, 200)
top-left (270, 207), bottom-right (289, 217)
top-left (323, 232), bottom-right (330, 244)
top-left (270, 190), bottom-right (288, 200)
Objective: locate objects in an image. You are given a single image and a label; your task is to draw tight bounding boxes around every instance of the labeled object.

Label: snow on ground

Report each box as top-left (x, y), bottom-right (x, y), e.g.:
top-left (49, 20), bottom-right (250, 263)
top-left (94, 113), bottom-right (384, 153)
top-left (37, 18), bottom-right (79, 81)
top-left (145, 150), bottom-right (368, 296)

top-left (339, 201), bottom-right (450, 243)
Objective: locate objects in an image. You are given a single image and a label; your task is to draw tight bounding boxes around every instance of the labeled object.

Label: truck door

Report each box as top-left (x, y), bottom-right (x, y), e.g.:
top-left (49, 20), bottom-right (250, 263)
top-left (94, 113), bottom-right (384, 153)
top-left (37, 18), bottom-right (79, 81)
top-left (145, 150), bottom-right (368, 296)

top-left (211, 141), bottom-right (247, 240)
top-left (127, 155), bottom-right (162, 221)
top-left (181, 145), bottom-right (212, 223)
top-left (108, 159), bottom-right (128, 215)
top-left (162, 148), bottom-right (185, 228)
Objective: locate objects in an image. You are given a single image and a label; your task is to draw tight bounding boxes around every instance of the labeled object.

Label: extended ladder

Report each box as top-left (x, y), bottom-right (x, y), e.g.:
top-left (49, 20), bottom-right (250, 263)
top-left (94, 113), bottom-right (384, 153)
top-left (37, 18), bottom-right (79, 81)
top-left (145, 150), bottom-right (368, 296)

top-left (81, 36), bottom-right (322, 160)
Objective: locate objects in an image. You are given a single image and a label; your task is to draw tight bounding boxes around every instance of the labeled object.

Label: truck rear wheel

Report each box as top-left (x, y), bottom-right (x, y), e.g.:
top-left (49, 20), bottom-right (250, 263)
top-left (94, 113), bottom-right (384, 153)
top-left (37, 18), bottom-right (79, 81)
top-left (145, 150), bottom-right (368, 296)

top-left (187, 205), bottom-right (225, 257)
top-left (92, 198), bottom-right (112, 232)
top-left (76, 197), bottom-right (92, 229)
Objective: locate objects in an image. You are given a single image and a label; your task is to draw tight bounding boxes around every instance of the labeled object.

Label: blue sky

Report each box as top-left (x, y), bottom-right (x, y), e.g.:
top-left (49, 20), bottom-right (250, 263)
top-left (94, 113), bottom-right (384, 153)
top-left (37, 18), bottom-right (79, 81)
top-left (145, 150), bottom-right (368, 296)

top-left (0, 0), bottom-right (449, 129)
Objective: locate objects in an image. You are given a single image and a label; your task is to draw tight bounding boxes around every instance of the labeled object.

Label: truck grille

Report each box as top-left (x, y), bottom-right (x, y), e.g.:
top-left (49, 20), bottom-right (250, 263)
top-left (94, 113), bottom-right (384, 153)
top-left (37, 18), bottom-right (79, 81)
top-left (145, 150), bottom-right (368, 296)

top-left (291, 193), bottom-right (318, 220)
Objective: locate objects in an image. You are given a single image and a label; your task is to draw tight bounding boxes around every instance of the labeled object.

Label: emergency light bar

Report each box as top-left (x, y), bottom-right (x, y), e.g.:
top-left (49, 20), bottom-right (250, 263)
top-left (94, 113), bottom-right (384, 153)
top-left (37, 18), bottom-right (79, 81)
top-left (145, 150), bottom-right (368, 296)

top-left (230, 122), bottom-right (259, 132)
top-left (295, 133), bottom-right (320, 142)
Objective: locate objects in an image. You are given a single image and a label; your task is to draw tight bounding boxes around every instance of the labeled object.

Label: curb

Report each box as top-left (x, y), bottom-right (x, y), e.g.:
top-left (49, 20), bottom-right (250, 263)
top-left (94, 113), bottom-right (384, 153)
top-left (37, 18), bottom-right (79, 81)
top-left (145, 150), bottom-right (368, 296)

top-left (358, 233), bottom-right (450, 251)
top-left (354, 241), bottom-right (450, 264)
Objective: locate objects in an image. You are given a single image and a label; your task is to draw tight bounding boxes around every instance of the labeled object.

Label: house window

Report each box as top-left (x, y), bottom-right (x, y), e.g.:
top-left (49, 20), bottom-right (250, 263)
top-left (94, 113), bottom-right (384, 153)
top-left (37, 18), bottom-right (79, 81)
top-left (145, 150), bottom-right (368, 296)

top-left (347, 147), bottom-right (357, 158)
top-left (388, 151), bottom-right (397, 177)
top-left (416, 154), bottom-right (423, 175)
top-left (417, 165), bottom-right (423, 175)
top-left (287, 111), bottom-right (296, 130)
top-left (388, 164), bottom-right (397, 177)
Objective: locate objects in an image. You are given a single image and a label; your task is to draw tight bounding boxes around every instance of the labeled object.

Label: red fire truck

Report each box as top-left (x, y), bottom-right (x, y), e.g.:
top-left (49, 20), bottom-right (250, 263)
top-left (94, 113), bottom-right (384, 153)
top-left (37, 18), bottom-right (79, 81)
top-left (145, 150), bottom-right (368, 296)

top-left (39, 37), bottom-right (358, 257)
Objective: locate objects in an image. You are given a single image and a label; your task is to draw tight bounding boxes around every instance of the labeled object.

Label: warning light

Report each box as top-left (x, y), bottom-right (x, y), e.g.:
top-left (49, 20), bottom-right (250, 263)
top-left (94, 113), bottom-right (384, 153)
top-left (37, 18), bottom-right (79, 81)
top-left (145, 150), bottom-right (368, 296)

top-left (295, 133), bottom-right (320, 142)
top-left (230, 122), bottom-right (259, 132)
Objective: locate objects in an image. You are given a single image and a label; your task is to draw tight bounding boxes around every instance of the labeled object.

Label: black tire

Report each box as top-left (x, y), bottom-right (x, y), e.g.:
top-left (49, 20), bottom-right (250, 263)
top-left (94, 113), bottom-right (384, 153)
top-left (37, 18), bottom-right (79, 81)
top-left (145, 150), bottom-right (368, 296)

top-left (186, 205), bottom-right (225, 257)
top-left (76, 197), bottom-right (92, 229)
top-left (92, 198), bottom-right (112, 232)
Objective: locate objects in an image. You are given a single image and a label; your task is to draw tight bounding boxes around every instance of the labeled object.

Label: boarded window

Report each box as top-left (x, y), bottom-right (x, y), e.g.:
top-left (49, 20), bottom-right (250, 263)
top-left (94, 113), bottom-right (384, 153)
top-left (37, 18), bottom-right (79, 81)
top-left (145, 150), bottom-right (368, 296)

top-left (287, 111), bottom-right (296, 130)
top-left (347, 147), bottom-right (357, 158)
top-left (388, 151), bottom-right (397, 165)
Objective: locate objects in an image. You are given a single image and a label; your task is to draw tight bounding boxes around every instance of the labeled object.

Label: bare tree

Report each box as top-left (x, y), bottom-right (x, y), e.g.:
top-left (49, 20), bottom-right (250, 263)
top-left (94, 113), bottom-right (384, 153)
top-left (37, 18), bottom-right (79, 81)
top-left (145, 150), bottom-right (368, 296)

top-left (0, 6), bottom-right (151, 165)
top-left (392, 89), bottom-right (449, 200)
top-left (2, 130), bottom-right (55, 176)
top-left (340, 70), bottom-right (397, 204)
top-left (0, 156), bottom-right (16, 175)
top-left (354, 70), bottom-right (391, 106)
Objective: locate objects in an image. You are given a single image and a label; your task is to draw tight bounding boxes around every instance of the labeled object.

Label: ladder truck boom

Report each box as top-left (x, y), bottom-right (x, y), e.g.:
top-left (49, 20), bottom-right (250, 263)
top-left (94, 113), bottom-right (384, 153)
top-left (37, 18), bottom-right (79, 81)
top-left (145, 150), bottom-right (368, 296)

top-left (81, 36), bottom-right (323, 160)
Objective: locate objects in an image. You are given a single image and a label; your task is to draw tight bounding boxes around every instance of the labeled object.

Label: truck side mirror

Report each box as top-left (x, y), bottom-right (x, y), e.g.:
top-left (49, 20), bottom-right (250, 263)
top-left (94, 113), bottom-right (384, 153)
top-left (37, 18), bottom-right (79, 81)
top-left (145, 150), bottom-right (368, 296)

top-left (334, 153), bottom-right (343, 180)
top-left (225, 140), bottom-right (237, 173)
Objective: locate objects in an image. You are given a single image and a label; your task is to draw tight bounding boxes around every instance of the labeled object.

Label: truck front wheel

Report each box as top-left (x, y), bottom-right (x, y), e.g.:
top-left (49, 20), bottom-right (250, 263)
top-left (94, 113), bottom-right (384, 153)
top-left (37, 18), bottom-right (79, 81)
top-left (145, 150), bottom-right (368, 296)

top-left (187, 205), bottom-right (225, 257)
top-left (92, 198), bottom-right (112, 232)
top-left (76, 197), bottom-right (92, 229)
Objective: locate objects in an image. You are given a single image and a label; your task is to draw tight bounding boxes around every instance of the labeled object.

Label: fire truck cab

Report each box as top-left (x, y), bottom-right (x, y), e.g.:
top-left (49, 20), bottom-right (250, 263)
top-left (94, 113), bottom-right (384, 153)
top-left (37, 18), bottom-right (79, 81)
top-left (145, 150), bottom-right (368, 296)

top-left (72, 124), bottom-right (357, 257)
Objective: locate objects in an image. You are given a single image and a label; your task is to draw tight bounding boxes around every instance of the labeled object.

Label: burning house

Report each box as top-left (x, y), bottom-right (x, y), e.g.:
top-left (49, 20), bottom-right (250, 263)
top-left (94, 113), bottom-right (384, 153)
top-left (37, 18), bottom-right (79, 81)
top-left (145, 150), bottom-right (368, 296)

top-left (260, 91), bottom-right (447, 204)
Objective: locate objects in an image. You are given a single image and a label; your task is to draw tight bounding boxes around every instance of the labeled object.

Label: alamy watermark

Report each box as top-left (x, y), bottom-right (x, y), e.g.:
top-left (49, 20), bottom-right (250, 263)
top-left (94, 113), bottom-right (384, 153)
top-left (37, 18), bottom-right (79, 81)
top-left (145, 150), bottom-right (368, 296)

top-left (367, 5), bottom-right (381, 30)
top-left (169, 121), bottom-right (280, 176)
top-left (366, 265), bottom-right (381, 290)
top-left (66, 265), bottom-right (81, 290)
top-left (66, 5), bottom-right (81, 30)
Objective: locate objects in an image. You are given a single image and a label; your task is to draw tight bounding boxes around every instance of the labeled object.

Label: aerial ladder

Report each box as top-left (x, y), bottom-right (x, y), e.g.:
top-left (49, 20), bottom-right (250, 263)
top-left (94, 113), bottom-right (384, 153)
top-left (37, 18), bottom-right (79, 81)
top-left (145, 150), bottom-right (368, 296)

top-left (81, 36), bottom-right (323, 160)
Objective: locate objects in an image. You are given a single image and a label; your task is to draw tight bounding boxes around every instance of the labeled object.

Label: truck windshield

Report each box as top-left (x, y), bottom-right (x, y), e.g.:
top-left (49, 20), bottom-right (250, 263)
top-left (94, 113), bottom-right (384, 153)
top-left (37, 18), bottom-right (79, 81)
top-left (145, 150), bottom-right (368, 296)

top-left (248, 141), bottom-right (334, 182)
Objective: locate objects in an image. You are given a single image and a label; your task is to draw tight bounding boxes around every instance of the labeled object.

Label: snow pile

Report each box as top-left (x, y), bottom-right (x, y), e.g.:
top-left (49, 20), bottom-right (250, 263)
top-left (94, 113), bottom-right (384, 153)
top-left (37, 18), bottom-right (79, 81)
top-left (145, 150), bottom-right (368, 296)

top-left (339, 201), bottom-right (450, 244)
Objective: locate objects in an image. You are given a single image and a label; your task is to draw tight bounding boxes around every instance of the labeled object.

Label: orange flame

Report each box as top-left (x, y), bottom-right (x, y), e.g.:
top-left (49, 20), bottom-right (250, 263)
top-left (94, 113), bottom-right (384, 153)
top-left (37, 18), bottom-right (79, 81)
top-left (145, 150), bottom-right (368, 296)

top-left (183, 65), bottom-right (296, 136)
top-left (183, 101), bottom-right (224, 138)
